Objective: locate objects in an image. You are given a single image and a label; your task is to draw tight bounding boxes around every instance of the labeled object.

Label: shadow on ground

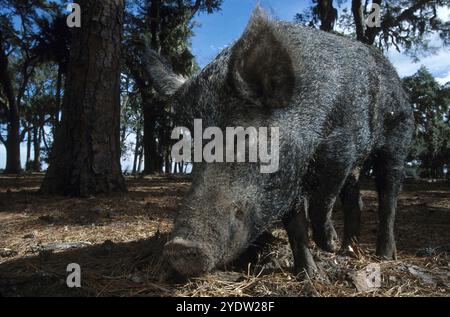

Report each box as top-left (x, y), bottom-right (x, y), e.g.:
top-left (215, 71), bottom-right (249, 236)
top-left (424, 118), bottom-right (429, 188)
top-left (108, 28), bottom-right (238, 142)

top-left (0, 175), bottom-right (449, 297)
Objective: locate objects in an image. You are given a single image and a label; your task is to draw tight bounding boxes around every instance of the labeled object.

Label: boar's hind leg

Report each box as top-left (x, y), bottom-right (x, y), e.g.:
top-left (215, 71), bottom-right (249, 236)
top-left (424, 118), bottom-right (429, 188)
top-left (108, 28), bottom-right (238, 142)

top-left (373, 110), bottom-right (412, 260)
top-left (283, 206), bottom-right (318, 278)
top-left (339, 168), bottom-right (363, 249)
top-left (374, 152), bottom-right (405, 260)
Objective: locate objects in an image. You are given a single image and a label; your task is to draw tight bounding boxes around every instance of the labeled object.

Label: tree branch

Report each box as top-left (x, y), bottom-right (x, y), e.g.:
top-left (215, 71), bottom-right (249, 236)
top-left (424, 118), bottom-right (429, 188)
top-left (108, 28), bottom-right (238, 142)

top-left (0, 96), bottom-right (8, 117)
top-left (20, 125), bottom-right (31, 142)
top-left (365, 0), bottom-right (432, 46)
top-left (0, 32), bottom-right (17, 121)
top-left (41, 126), bottom-right (49, 151)
top-left (388, 0), bottom-right (430, 27)
top-left (187, 0), bottom-right (203, 21)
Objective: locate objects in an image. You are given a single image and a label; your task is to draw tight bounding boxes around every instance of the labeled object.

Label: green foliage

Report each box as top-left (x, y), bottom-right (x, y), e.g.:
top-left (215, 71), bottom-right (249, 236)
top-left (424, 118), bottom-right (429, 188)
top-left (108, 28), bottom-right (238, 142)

top-left (120, 0), bottom-right (222, 172)
top-left (296, 0), bottom-right (450, 59)
top-left (0, 0), bottom-right (70, 169)
top-left (403, 67), bottom-right (450, 177)
top-left (297, 2), bottom-right (450, 178)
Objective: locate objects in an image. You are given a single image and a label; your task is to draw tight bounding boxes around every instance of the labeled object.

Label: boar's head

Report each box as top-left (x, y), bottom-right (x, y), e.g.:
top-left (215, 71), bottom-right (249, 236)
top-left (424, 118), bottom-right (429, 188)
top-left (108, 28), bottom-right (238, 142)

top-left (142, 8), bottom-right (300, 277)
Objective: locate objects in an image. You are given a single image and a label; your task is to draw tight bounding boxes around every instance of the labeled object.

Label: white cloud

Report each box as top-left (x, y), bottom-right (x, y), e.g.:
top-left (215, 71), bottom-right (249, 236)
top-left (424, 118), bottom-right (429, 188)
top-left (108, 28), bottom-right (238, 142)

top-left (436, 71), bottom-right (450, 85)
top-left (437, 6), bottom-right (450, 21)
top-left (388, 48), bottom-right (450, 78)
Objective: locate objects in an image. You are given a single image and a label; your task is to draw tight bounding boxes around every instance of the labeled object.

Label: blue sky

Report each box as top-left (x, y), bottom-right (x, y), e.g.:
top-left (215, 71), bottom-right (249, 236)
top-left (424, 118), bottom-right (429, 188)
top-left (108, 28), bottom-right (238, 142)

top-left (190, 0), bottom-right (450, 79)
top-left (191, 0), bottom-right (307, 67)
top-left (1, 0), bottom-right (450, 170)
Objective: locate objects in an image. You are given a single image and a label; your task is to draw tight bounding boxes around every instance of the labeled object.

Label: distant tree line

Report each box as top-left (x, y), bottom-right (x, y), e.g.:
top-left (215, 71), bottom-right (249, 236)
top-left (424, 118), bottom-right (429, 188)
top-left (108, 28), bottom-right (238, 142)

top-left (0, 0), bottom-right (448, 197)
top-left (296, 0), bottom-right (449, 178)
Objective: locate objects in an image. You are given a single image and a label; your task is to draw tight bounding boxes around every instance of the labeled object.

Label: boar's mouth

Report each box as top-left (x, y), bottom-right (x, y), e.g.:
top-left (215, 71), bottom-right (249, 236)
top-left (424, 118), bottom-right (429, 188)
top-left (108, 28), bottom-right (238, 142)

top-left (164, 237), bottom-right (217, 277)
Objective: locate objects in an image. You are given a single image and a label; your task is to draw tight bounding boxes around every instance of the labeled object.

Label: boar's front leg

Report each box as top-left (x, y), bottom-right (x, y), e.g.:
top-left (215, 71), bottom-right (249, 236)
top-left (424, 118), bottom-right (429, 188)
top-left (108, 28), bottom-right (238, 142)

top-left (305, 136), bottom-right (357, 253)
top-left (339, 168), bottom-right (363, 249)
top-left (283, 204), bottom-right (318, 278)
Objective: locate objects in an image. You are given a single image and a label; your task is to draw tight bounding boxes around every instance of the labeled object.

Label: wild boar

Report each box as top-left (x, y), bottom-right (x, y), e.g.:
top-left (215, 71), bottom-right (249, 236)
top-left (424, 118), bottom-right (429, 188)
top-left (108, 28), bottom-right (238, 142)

top-left (141, 7), bottom-right (414, 278)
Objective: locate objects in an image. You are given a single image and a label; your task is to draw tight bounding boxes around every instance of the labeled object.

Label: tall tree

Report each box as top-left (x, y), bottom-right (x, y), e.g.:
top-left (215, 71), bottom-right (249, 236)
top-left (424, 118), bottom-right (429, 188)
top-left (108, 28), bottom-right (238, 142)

top-left (403, 67), bottom-right (450, 178)
top-left (33, 13), bottom-right (71, 138)
top-left (0, 1), bottom-right (40, 173)
top-left (124, 0), bottom-right (222, 175)
top-left (296, 0), bottom-right (450, 57)
top-left (0, 0), bottom-right (65, 173)
top-left (22, 64), bottom-right (59, 172)
top-left (41, 0), bottom-right (126, 196)
top-left (296, 1), bottom-right (450, 177)
top-left (0, 28), bottom-right (21, 173)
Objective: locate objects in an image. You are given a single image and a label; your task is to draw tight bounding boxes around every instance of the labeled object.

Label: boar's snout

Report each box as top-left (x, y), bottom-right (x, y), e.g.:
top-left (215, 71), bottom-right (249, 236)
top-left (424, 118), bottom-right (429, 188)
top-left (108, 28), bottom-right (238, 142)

top-left (164, 238), bottom-right (215, 277)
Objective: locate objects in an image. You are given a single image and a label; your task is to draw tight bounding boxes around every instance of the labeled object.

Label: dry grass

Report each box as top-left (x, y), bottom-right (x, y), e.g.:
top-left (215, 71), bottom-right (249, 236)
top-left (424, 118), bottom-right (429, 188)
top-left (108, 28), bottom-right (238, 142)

top-left (0, 174), bottom-right (448, 297)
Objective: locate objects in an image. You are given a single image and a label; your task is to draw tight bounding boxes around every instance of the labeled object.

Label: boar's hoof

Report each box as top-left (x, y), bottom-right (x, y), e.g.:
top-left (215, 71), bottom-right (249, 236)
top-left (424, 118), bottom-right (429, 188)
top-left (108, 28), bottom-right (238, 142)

top-left (294, 264), bottom-right (330, 284)
top-left (313, 230), bottom-right (339, 253)
top-left (376, 244), bottom-right (397, 261)
top-left (164, 238), bottom-right (214, 277)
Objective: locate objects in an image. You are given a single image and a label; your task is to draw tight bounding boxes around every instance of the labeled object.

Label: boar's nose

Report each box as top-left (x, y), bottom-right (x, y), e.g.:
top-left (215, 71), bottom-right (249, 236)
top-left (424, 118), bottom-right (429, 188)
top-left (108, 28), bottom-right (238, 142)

top-left (164, 238), bottom-right (215, 277)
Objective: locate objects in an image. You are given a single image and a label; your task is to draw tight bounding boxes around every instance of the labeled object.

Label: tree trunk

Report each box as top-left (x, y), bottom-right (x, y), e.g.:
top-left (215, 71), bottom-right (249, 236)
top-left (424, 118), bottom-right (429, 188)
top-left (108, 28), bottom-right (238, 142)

top-left (352, 0), bottom-right (366, 42)
top-left (26, 128), bottom-right (31, 170)
top-left (165, 148), bottom-right (171, 174)
top-left (143, 103), bottom-right (160, 174)
top-left (41, 0), bottom-right (126, 196)
top-left (149, 0), bottom-right (162, 53)
top-left (132, 129), bottom-right (141, 175)
top-left (0, 32), bottom-right (21, 174)
top-left (32, 123), bottom-right (41, 172)
top-left (137, 147), bottom-right (143, 174)
top-left (364, 0), bottom-right (382, 45)
top-left (4, 114), bottom-right (21, 174)
top-left (352, 0), bottom-right (382, 45)
top-left (318, 0), bottom-right (338, 32)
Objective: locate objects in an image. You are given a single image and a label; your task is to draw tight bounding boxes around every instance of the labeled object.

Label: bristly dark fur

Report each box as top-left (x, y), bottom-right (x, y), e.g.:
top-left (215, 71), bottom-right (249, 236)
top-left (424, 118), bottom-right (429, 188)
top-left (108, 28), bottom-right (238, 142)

top-left (142, 7), bottom-right (414, 278)
top-left (140, 41), bottom-right (186, 96)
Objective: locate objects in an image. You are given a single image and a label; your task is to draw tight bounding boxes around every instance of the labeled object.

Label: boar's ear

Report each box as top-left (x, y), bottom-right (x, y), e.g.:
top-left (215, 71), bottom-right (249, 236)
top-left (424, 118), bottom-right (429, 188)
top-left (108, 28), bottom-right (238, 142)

top-left (141, 45), bottom-right (186, 97)
top-left (229, 7), bottom-right (295, 108)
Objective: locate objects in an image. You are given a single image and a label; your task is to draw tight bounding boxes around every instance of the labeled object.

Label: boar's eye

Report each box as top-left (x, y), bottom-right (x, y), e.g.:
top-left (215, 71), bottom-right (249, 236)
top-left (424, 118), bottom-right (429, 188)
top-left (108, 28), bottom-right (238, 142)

top-left (234, 209), bottom-right (245, 222)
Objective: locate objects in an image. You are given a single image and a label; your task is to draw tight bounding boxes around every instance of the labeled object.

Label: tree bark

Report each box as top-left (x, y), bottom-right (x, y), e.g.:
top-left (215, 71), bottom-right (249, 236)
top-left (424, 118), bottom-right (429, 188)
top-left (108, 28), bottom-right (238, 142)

top-left (352, 0), bottom-right (366, 42)
top-left (41, 0), bottom-right (126, 196)
top-left (26, 127), bottom-right (31, 170)
top-left (132, 129), bottom-right (141, 174)
top-left (143, 103), bottom-right (161, 174)
top-left (4, 117), bottom-right (21, 174)
top-left (364, 0), bottom-right (382, 45)
top-left (318, 0), bottom-right (338, 32)
top-left (32, 123), bottom-right (41, 172)
top-left (149, 0), bottom-right (161, 53)
top-left (137, 147), bottom-right (143, 174)
top-left (0, 32), bottom-right (22, 174)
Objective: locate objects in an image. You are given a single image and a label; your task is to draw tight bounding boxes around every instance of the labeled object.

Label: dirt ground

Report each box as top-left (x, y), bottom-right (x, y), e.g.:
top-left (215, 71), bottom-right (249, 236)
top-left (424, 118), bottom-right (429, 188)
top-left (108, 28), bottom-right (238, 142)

top-left (0, 174), bottom-right (448, 297)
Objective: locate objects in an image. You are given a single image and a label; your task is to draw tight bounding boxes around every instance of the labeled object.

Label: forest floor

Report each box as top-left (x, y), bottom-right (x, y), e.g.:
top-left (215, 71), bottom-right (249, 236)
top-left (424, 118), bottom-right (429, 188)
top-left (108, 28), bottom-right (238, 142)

top-left (0, 174), bottom-right (448, 297)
